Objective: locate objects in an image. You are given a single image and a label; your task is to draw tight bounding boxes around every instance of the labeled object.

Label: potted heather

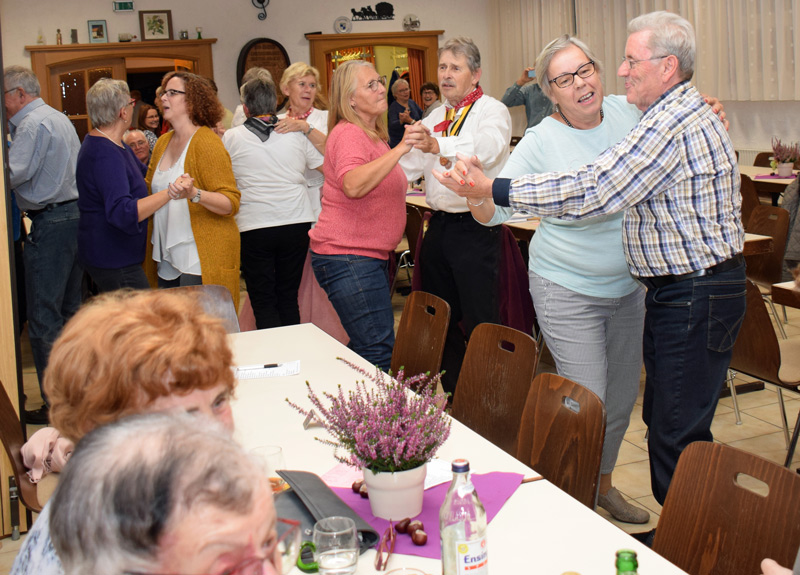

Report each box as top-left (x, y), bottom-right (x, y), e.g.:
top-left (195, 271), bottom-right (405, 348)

top-left (287, 359), bottom-right (451, 519)
top-left (771, 137), bottom-right (799, 177)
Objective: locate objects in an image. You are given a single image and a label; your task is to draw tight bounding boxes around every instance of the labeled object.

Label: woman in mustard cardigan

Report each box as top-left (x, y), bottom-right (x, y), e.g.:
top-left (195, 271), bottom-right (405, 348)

top-left (145, 71), bottom-right (241, 309)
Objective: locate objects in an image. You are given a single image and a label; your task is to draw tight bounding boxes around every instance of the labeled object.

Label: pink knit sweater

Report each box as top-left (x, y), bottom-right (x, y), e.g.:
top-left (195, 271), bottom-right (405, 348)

top-left (309, 122), bottom-right (407, 260)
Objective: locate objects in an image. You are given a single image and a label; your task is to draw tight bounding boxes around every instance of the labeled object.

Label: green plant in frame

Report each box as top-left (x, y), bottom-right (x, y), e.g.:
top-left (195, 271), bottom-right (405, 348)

top-left (146, 14), bottom-right (165, 35)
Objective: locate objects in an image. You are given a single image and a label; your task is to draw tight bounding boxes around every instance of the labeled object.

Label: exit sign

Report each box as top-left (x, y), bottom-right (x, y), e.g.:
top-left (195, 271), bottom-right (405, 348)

top-left (112, 1), bottom-right (134, 11)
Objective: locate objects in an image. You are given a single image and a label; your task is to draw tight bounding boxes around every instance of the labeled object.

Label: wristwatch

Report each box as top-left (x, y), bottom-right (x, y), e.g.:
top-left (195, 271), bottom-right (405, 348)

top-left (304, 123), bottom-right (314, 136)
top-left (190, 189), bottom-right (202, 203)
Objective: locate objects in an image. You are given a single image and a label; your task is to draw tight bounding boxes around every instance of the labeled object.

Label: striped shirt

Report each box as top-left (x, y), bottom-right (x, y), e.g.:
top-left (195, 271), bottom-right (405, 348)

top-left (493, 81), bottom-right (744, 278)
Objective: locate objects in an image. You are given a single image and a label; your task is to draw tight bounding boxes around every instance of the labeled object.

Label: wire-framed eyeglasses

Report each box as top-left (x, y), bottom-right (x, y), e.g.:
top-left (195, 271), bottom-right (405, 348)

top-left (620, 55), bottom-right (668, 70)
top-left (366, 76), bottom-right (387, 92)
top-left (549, 61), bottom-right (597, 89)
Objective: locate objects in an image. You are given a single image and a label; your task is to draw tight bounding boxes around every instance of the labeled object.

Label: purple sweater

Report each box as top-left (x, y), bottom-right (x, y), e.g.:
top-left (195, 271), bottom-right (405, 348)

top-left (77, 135), bottom-right (148, 269)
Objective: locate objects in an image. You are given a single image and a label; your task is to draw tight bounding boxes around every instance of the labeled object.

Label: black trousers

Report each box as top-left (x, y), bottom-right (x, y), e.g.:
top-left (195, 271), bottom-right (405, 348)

top-left (420, 211), bottom-right (501, 396)
top-left (241, 222), bottom-right (311, 330)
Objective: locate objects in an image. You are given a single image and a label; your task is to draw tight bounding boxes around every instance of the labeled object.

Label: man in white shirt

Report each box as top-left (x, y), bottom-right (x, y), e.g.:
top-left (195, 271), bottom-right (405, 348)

top-left (401, 37), bottom-right (512, 397)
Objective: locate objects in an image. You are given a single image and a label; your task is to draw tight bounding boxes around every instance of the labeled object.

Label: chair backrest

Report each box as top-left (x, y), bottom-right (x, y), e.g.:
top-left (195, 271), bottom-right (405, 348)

top-left (739, 174), bottom-right (761, 232)
top-left (390, 291), bottom-right (451, 379)
top-left (405, 204), bottom-right (425, 264)
top-left (653, 441), bottom-right (800, 575)
top-left (451, 323), bottom-right (539, 456)
top-left (745, 205), bottom-right (790, 287)
top-left (729, 279), bottom-right (782, 384)
top-left (164, 284), bottom-right (240, 334)
top-left (0, 382), bottom-right (41, 512)
top-left (515, 373), bottom-right (606, 508)
top-left (753, 151), bottom-right (773, 168)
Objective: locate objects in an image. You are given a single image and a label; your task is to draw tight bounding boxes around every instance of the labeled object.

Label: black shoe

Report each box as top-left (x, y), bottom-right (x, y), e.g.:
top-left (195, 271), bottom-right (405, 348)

top-left (24, 405), bottom-right (50, 425)
top-left (631, 528), bottom-right (656, 547)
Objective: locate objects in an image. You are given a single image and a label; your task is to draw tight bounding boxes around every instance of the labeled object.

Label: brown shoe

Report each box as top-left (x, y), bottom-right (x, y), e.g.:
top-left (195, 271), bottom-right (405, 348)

top-left (597, 487), bottom-right (650, 524)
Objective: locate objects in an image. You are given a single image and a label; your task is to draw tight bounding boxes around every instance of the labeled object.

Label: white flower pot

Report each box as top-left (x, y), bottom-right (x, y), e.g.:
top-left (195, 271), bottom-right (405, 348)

top-left (777, 162), bottom-right (794, 177)
top-left (362, 464), bottom-right (427, 520)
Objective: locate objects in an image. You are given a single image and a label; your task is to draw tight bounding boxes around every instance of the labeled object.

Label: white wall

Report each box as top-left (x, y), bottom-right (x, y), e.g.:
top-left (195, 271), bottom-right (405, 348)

top-left (0, 0), bottom-right (491, 111)
top-left (2, 0), bottom-right (796, 154)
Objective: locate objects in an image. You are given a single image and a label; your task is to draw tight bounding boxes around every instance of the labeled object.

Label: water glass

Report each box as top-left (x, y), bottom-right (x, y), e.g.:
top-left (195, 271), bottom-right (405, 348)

top-left (313, 516), bottom-right (359, 575)
top-left (250, 445), bottom-right (287, 493)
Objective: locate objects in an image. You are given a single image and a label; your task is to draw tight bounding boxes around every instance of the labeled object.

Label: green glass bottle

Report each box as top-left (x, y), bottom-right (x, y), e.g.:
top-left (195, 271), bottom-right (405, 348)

top-left (616, 549), bottom-right (638, 575)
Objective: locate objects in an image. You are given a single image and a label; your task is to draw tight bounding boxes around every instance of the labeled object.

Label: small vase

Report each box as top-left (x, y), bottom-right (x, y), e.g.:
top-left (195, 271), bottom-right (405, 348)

top-left (777, 162), bottom-right (794, 177)
top-left (362, 464), bottom-right (426, 520)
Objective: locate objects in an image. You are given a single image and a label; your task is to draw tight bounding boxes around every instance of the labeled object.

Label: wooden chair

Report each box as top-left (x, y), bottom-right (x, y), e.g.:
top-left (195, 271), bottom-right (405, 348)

top-left (727, 280), bottom-right (800, 464)
top-left (515, 373), bottom-right (606, 508)
top-left (450, 323), bottom-right (539, 456)
top-left (745, 205), bottom-right (790, 338)
top-left (753, 151), bottom-right (773, 167)
top-left (390, 291), bottom-right (450, 379)
top-left (652, 441), bottom-right (800, 575)
top-left (739, 174), bottom-right (761, 232)
top-left (392, 204), bottom-right (425, 294)
top-left (0, 381), bottom-right (42, 513)
top-left (165, 284), bottom-right (240, 334)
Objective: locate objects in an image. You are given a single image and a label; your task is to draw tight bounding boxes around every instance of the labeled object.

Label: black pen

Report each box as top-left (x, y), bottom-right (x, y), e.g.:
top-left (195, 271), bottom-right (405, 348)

top-left (237, 363), bottom-right (280, 370)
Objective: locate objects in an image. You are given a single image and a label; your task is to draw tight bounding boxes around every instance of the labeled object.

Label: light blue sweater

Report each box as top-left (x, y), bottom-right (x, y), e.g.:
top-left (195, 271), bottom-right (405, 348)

top-left (488, 94), bottom-right (641, 298)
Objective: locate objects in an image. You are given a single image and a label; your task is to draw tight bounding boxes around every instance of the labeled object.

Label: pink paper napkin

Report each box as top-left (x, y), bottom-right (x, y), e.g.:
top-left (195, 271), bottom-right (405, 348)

top-left (331, 472), bottom-right (523, 560)
top-left (754, 173), bottom-right (797, 180)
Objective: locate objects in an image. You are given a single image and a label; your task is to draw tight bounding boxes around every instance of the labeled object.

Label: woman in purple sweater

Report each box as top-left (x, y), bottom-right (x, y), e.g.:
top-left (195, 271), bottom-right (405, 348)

top-left (77, 79), bottom-right (173, 292)
top-left (309, 61), bottom-right (412, 370)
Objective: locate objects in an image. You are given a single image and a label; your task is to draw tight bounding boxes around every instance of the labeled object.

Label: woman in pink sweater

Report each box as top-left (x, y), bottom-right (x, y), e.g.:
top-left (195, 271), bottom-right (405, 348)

top-left (309, 60), bottom-right (412, 370)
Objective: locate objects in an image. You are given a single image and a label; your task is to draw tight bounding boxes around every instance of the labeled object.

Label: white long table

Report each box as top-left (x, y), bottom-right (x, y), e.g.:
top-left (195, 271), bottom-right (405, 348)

top-left (230, 324), bottom-right (686, 574)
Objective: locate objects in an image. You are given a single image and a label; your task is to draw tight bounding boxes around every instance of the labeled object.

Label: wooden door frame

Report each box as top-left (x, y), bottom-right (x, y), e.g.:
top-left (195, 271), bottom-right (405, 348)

top-left (305, 31), bottom-right (443, 98)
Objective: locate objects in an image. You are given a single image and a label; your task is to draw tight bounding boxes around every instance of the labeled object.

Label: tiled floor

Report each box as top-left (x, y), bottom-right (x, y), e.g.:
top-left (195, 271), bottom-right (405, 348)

top-left (2, 282), bottom-right (798, 571)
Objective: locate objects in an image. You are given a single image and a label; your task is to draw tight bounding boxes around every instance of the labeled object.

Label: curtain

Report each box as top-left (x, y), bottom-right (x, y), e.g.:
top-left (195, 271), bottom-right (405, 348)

top-left (408, 48), bottom-right (425, 104)
top-left (492, 0), bottom-right (800, 102)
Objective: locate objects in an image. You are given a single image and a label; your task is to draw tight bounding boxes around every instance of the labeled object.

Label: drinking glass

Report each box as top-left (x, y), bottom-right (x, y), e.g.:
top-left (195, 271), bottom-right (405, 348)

top-left (251, 445), bottom-right (287, 493)
top-left (312, 516), bottom-right (359, 575)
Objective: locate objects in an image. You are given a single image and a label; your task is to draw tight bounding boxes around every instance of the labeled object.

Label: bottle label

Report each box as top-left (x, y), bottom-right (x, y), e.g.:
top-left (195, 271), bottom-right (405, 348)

top-left (456, 481), bottom-right (475, 498)
top-left (453, 536), bottom-right (488, 574)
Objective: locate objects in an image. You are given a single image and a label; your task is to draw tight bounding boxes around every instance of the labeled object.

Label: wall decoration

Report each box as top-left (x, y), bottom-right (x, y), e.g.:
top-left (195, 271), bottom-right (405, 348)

top-left (402, 14), bottom-right (420, 31)
top-left (139, 10), bottom-right (173, 41)
top-left (334, 16), bottom-right (352, 34)
top-left (252, 0), bottom-right (269, 21)
top-left (350, 3), bottom-right (394, 21)
top-left (88, 20), bottom-right (108, 44)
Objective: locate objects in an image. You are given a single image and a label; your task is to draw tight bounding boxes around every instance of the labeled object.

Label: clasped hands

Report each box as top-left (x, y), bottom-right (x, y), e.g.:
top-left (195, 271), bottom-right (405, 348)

top-left (167, 174), bottom-right (196, 201)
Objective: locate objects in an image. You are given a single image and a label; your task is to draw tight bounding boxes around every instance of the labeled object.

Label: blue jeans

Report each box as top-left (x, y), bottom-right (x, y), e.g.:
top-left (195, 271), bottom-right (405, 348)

top-left (24, 201), bottom-right (83, 393)
top-left (530, 272), bottom-right (645, 474)
top-left (642, 262), bottom-right (746, 504)
top-left (310, 251), bottom-right (395, 371)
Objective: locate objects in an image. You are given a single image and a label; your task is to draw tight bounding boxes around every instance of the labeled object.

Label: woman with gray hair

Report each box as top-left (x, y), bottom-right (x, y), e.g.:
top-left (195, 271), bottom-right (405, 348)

top-left (387, 78), bottom-right (422, 148)
top-left (50, 412), bottom-right (300, 575)
top-left (463, 35), bottom-right (650, 524)
top-left (222, 76), bottom-right (323, 328)
top-left (76, 78), bottom-right (173, 291)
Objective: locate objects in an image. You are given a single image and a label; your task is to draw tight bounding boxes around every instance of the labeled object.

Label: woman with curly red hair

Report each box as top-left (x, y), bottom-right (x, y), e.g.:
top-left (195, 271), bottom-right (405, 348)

top-left (145, 71), bottom-right (241, 308)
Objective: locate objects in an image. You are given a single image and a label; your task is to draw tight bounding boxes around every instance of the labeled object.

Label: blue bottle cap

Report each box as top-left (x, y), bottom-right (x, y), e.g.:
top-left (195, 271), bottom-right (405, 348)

top-left (452, 459), bottom-right (470, 473)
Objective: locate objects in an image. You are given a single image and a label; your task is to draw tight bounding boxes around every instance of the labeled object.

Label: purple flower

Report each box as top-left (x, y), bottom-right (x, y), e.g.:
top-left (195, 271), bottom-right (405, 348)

top-left (286, 360), bottom-right (451, 472)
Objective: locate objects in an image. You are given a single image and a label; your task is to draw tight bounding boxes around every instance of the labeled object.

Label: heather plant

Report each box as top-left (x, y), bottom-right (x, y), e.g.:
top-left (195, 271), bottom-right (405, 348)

top-left (771, 137), bottom-right (800, 167)
top-left (287, 359), bottom-right (451, 473)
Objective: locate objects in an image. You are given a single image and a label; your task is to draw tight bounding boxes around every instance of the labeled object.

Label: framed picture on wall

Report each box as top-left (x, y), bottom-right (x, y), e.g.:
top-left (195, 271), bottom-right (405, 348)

top-left (139, 10), bottom-right (173, 41)
top-left (87, 20), bottom-right (108, 44)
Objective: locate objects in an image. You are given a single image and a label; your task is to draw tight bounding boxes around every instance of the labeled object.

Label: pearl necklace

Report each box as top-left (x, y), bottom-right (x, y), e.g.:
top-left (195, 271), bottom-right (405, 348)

top-left (287, 107), bottom-right (313, 121)
top-left (95, 127), bottom-right (124, 148)
top-left (556, 104), bottom-right (604, 129)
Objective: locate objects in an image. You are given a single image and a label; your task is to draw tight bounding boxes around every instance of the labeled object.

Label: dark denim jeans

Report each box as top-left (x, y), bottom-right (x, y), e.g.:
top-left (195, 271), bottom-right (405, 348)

top-left (85, 263), bottom-right (149, 293)
top-left (24, 201), bottom-right (83, 393)
top-left (310, 251), bottom-right (395, 371)
top-left (642, 262), bottom-right (746, 504)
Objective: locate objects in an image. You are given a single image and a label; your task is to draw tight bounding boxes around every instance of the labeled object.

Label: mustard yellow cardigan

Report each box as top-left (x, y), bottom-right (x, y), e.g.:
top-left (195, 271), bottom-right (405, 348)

top-left (145, 127), bottom-right (241, 310)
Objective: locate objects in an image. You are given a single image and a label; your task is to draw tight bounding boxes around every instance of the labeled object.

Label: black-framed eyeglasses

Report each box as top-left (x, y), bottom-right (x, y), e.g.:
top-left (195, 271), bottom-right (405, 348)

top-left (366, 76), bottom-right (387, 92)
top-left (620, 55), bottom-right (668, 70)
top-left (124, 517), bottom-right (301, 575)
top-left (163, 89), bottom-right (186, 98)
top-left (4, 87), bottom-right (19, 95)
top-left (549, 61), bottom-right (596, 89)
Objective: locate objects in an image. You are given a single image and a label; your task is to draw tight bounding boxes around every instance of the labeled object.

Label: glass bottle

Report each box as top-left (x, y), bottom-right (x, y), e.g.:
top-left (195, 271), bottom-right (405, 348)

top-left (616, 549), bottom-right (638, 575)
top-left (439, 459), bottom-right (488, 575)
